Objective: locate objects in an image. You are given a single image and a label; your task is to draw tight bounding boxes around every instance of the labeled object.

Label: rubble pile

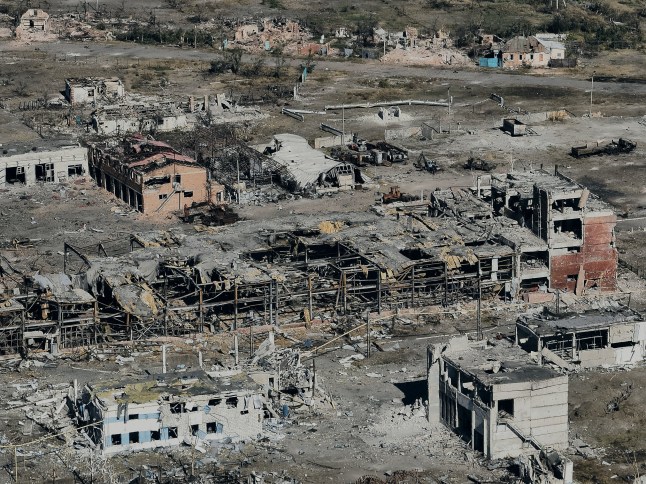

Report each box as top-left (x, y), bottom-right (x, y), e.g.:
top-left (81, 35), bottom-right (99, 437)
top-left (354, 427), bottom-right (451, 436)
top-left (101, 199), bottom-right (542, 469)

top-left (5, 380), bottom-right (88, 447)
top-left (381, 46), bottom-right (471, 66)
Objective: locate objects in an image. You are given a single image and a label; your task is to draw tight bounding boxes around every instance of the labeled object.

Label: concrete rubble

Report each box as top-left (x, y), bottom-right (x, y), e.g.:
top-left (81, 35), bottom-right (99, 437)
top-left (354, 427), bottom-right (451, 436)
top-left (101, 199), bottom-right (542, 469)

top-left (2, 14), bottom-right (646, 481)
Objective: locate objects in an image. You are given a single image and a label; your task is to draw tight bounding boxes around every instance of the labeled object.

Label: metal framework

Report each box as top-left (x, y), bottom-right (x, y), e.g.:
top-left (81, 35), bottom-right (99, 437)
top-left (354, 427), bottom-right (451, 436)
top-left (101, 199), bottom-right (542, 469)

top-left (0, 227), bottom-right (518, 359)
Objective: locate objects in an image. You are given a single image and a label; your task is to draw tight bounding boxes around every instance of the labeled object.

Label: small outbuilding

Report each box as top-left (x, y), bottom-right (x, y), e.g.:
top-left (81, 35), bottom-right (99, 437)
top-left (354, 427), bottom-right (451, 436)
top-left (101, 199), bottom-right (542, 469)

top-left (20, 9), bottom-right (49, 31)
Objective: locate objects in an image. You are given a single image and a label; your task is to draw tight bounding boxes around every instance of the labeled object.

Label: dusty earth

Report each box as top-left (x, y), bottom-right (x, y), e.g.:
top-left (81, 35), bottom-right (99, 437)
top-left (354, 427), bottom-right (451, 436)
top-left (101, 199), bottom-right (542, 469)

top-left (1, 14), bottom-right (646, 483)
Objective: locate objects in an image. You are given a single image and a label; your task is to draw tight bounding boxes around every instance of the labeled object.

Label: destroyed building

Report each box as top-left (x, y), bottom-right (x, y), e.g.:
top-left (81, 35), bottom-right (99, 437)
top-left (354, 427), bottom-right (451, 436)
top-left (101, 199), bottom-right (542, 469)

top-left (517, 306), bottom-right (646, 369)
top-left (88, 136), bottom-right (225, 213)
top-left (491, 169), bottom-right (617, 294)
top-left (76, 370), bottom-right (264, 454)
top-left (91, 103), bottom-right (188, 135)
top-left (0, 171), bottom-right (618, 358)
top-left (431, 169), bottom-right (618, 298)
top-left (427, 336), bottom-right (570, 463)
top-left (0, 273), bottom-right (96, 357)
top-left (0, 143), bottom-right (88, 187)
top-left (19, 9), bottom-right (49, 32)
top-left (254, 134), bottom-right (365, 193)
top-left (231, 18), bottom-right (307, 53)
top-left (65, 78), bottom-right (125, 106)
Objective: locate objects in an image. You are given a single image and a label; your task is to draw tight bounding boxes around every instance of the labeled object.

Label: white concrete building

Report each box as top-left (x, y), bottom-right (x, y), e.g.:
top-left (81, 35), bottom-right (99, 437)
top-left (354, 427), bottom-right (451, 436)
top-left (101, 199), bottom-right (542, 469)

top-left (19, 9), bottom-right (49, 31)
top-left (77, 370), bottom-right (265, 455)
top-left (254, 133), bottom-right (362, 193)
top-left (517, 306), bottom-right (646, 368)
top-left (427, 336), bottom-right (569, 460)
top-left (0, 145), bottom-right (88, 187)
top-left (92, 105), bottom-right (188, 135)
top-left (65, 78), bottom-right (125, 106)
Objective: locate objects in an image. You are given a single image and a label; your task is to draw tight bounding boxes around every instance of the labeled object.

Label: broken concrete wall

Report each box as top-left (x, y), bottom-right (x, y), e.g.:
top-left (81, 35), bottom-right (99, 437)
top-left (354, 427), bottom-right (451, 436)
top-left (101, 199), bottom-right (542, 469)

top-left (578, 347), bottom-right (616, 368)
top-left (97, 393), bottom-right (263, 455)
top-left (0, 146), bottom-right (88, 187)
top-left (93, 113), bottom-right (187, 135)
top-left (385, 127), bottom-right (422, 141)
top-left (550, 213), bottom-right (617, 292)
top-left (490, 376), bottom-right (569, 459)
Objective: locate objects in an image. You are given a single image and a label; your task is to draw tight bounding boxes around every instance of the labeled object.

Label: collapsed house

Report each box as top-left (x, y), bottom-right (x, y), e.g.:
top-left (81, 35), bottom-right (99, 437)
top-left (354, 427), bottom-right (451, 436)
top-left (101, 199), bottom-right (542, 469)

top-left (427, 336), bottom-right (571, 475)
top-left (231, 18), bottom-right (307, 53)
top-left (0, 143), bottom-right (88, 187)
top-left (17, 9), bottom-right (49, 33)
top-left (517, 306), bottom-right (646, 369)
top-left (76, 370), bottom-right (264, 454)
top-left (65, 78), bottom-right (125, 106)
top-left (254, 134), bottom-right (365, 193)
top-left (88, 136), bottom-right (224, 214)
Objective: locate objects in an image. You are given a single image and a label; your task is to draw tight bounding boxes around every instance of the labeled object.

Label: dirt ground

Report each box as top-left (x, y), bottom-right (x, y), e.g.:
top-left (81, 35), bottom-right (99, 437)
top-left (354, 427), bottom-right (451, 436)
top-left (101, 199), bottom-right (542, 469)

top-left (2, 13), bottom-right (646, 481)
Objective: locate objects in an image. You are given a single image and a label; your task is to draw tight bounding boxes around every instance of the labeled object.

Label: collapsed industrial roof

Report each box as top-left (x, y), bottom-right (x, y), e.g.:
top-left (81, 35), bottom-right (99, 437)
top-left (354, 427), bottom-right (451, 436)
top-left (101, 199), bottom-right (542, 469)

top-left (254, 133), bottom-right (359, 191)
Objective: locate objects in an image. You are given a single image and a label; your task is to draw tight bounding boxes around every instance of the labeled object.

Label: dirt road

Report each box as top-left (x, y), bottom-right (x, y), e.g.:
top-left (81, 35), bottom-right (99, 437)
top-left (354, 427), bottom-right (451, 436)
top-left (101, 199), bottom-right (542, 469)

top-left (6, 40), bottom-right (646, 96)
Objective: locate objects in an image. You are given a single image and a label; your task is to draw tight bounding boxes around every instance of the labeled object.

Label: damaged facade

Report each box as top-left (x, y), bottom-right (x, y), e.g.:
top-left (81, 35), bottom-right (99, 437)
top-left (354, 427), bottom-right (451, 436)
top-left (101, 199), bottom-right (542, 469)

top-left (92, 103), bottom-right (188, 135)
top-left (0, 172), bottom-right (617, 358)
top-left (427, 336), bottom-right (571, 470)
top-left (431, 169), bottom-right (618, 299)
top-left (501, 36), bottom-right (566, 68)
top-left (479, 33), bottom-right (569, 69)
top-left (255, 133), bottom-right (366, 193)
top-left (88, 136), bottom-right (224, 213)
top-left (517, 306), bottom-right (646, 368)
top-left (19, 9), bottom-right (49, 31)
top-left (0, 144), bottom-right (88, 187)
top-left (77, 370), bottom-right (264, 454)
top-left (65, 78), bottom-right (125, 106)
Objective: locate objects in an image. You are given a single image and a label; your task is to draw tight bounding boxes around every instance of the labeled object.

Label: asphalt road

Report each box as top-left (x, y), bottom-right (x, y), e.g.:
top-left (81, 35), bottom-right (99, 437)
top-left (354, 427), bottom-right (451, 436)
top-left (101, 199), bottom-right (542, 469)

top-left (7, 39), bottom-right (646, 96)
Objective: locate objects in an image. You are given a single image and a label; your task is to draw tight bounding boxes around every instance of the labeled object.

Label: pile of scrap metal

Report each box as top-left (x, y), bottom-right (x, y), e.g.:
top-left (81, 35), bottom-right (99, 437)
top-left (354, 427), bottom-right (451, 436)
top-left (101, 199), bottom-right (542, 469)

top-left (182, 203), bottom-right (240, 227)
top-left (331, 138), bottom-right (409, 167)
top-left (382, 186), bottom-right (420, 204)
top-left (570, 138), bottom-right (636, 158)
top-left (464, 157), bottom-right (496, 172)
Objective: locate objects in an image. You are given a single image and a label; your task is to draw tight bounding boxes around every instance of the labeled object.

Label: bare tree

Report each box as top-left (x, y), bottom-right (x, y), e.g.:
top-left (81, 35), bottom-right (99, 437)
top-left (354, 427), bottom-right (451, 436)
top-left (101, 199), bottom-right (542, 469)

top-left (271, 45), bottom-right (287, 78)
top-left (355, 15), bottom-right (377, 47)
top-left (242, 55), bottom-right (265, 77)
top-left (13, 80), bottom-right (29, 97)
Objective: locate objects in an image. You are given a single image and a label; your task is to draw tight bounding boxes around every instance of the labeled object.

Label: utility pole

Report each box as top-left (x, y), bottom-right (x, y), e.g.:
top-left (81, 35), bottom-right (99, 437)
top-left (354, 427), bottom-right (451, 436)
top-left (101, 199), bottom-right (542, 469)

top-left (236, 153), bottom-right (241, 204)
top-left (366, 312), bottom-right (371, 358)
top-left (447, 86), bottom-right (451, 116)
top-left (589, 74), bottom-right (594, 117)
top-left (341, 105), bottom-right (345, 145)
top-left (477, 277), bottom-right (482, 341)
top-left (312, 356), bottom-right (316, 401)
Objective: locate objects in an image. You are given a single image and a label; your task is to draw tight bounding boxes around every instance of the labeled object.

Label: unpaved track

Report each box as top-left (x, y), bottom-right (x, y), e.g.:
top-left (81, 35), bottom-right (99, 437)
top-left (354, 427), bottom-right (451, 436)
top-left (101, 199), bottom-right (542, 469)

top-left (5, 40), bottom-right (646, 96)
